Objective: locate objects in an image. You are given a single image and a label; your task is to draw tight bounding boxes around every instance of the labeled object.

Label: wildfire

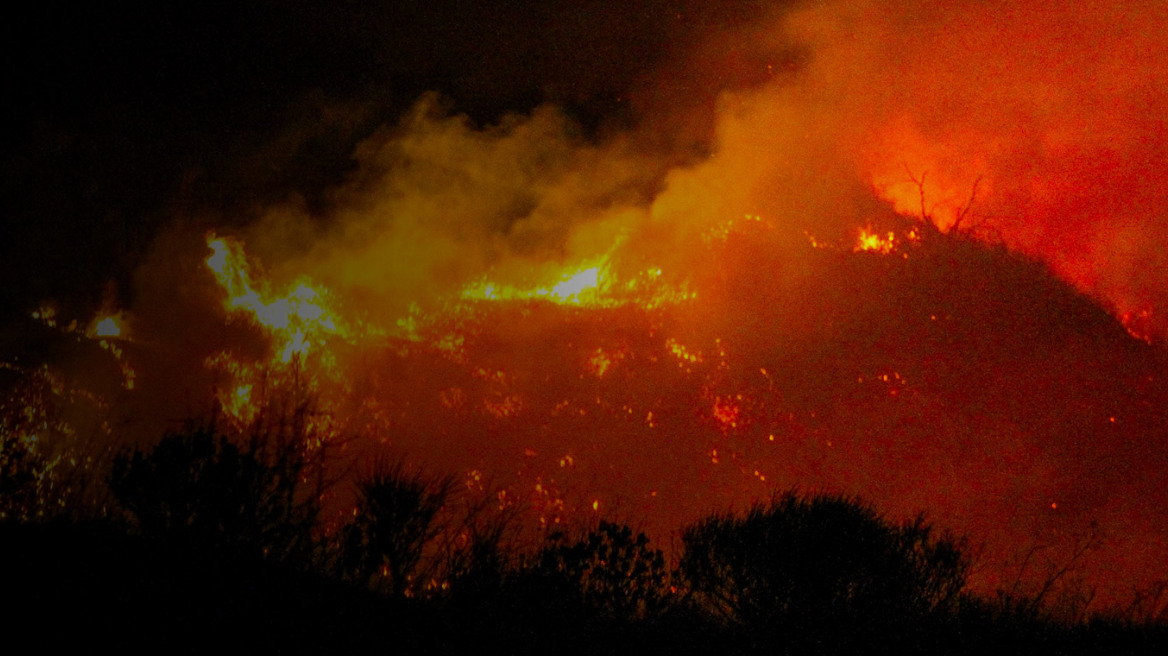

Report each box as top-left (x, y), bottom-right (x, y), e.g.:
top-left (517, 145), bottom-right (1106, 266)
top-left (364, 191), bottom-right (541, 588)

top-left (200, 234), bottom-right (367, 428)
top-left (456, 248), bottom-right (695, 312)
top-left (92, 316), bottom-right (123, 338)
top-left (205, 234), bottom-right (349, 363)
top-left (460, 257), bottom-right (609, 307)
top-left (549, 266), bottom-right (602, 302)
top-left (854, 228), bottom-right (897, 254)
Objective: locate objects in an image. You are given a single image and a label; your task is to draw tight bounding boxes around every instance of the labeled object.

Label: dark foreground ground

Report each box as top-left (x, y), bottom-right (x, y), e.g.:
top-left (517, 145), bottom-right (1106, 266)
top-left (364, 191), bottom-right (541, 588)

top-left (5, 520), bottom-right (1167, 656)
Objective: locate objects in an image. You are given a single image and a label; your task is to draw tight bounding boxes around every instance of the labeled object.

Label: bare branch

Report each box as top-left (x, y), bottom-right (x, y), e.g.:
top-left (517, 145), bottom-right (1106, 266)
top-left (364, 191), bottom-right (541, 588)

top-left (903, 164), bottom-right (931, 226)
top-left (1031, 522), bottom-right (1102, 609)
top-left (952, 175), bottom-right (983, 234)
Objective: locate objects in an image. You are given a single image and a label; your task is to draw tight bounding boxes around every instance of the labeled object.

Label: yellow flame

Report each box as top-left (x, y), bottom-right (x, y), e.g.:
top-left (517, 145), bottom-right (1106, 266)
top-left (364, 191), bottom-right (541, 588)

top-left (451, 243), bottom-right (696, 313)
top-left (226, 384), bottom-right (255, 424)
top-left (549, 266), bottom-right (600, 301)
top-left (461, 257), bottom-right (608, 306)
top-left (855, 228), bottom-right (897, 254)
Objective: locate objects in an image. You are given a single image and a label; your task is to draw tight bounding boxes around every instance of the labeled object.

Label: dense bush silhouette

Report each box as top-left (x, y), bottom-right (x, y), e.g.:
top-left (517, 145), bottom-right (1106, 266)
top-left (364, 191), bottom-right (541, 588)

top-left (108, 412), bottom-right (328, 566)
top-left (441, 493), bottom-right (521, 606)
top-left (679, 492), bottom-right (970, 652)
top-left (532, 520), bottom-right (671, 622)
top-left (8, 438), bottom-right (1168, 654)
top-left (453, 519), bottom-right (677, 656)
top-left (7, 384), bottom-right (1162, 654)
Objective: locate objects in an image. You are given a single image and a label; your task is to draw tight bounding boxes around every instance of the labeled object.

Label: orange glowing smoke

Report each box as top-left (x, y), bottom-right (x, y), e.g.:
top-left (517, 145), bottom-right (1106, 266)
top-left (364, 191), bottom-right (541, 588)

top-left (794, 0), bottom-right (1168, 326)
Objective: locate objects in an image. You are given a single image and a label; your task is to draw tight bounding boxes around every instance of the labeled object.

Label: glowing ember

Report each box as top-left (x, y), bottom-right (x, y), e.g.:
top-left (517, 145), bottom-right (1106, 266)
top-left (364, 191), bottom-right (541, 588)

top-left (711, 396), bottom-right (741, 431)
top-left (587, 348), bottom-right (613, 378)
top-left (666, 338), bottom-right (702, 367)
top-left (30, 306), bottom-right (58, 328)
top-left (1121, 308), bottom-right (1157, 344)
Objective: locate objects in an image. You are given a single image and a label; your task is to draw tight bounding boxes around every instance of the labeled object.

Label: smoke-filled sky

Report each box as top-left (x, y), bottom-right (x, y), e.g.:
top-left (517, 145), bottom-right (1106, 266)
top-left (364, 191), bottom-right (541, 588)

top-left (2, 0), bottom-right (737, 316)
top-left (6, 0), bottom-right (1168, 325)
top-left (6, 0), bottom-right (1168, 610)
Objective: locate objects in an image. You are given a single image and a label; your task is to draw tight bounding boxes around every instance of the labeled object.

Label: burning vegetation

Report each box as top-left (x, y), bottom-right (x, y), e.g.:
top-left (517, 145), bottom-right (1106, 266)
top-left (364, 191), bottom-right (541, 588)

top-left (4, 0), bottom-right (1168, 651)
top-left (5, 209), bottom-right (1168, 622)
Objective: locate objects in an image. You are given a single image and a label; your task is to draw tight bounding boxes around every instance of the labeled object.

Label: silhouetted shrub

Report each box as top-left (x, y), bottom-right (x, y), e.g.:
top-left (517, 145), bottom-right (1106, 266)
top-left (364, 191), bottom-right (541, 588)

top-left (442, 494), bottom-right (523, 607)
top-left (338, 460), bottom-right (454, 596)
top-left (109, 409), bottom-right (328, 566)
top-left (456, 519), bottom-right (675, 655)
top-left (0, 428), bottom-right (43, 521)
top-left (0, 371), bottom-right (106, 522)
top-left (534, 520), bottom-right (672, 623)
top-left (679, 492), bottom-right (969, 652)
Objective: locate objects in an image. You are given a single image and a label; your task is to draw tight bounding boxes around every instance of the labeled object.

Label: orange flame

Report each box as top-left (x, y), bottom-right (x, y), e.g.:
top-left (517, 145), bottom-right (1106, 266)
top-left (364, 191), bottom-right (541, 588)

top-left (854, 228), bottom-right (898, 254)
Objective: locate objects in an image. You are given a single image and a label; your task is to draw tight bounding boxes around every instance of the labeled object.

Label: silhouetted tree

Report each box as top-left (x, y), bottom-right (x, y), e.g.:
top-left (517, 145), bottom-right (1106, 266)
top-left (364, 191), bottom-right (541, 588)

top-left (679, 492), bottom-right (969, 652)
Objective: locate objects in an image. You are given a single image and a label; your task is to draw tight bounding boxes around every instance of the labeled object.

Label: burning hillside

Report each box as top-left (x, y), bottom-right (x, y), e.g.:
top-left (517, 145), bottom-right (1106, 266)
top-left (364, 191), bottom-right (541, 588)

top-left (4, 0), bottom-right (1168, 615)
